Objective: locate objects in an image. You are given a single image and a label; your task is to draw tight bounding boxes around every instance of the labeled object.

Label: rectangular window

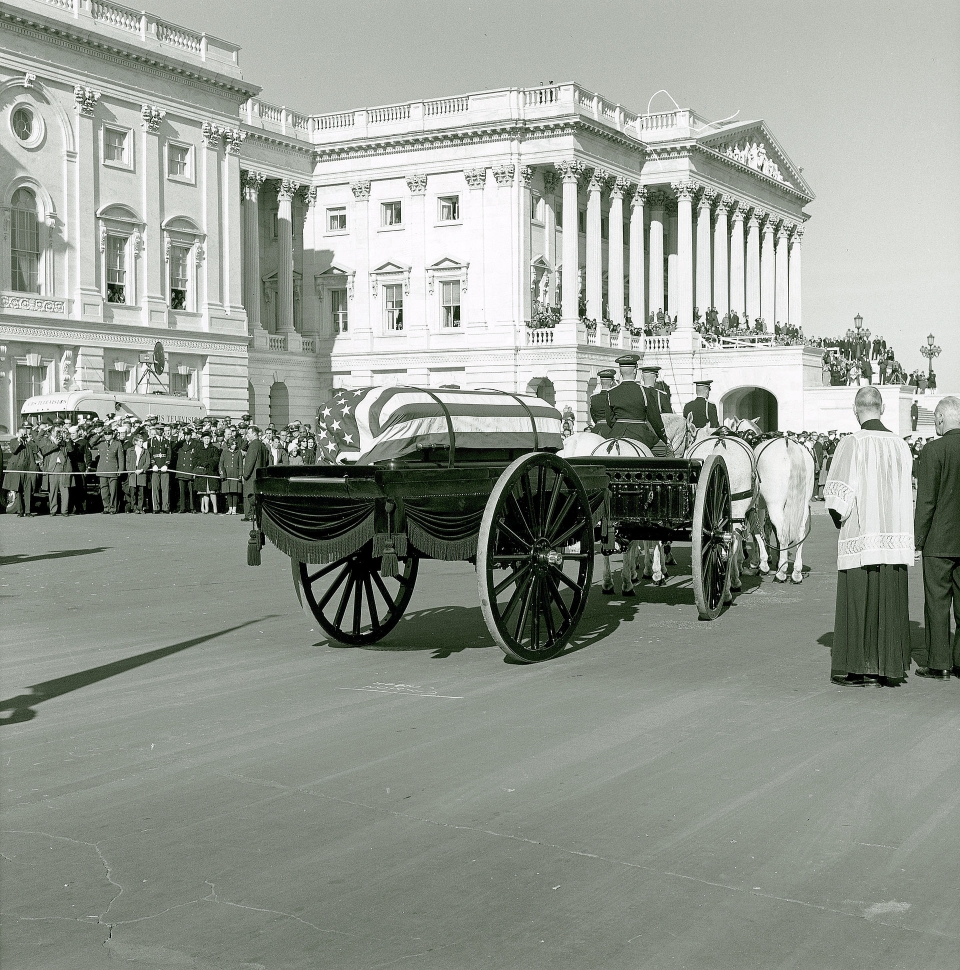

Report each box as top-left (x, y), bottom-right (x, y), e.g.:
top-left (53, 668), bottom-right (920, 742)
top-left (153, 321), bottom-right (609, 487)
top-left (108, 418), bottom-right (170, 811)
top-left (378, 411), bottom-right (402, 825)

top-left (107, 368), bottom-right (128, 393)
top-left (327, 207), bottom-right (347, 232)
top-left (331, 288), bottom-right (348, 333)
top-left (167, 143), bottom-right (190, 179)
top-left (532, 192), bottom-right (544, 223)
top-left (381, 201), bottom-right (402, 227)
top-left (438, 196), bottom-right (459, 222)
top-left (170, 372), bottom-right (193, 397)
top-left (169, 245), bottom-right (189, 310)
top-left (384, 283), bottom-right (403, 331)
top-left (16, 363), bottom-right (45, 419)
top-left (441, 280), bottom-right (461, 329)
top-left (106, 235), bottom-right (127, 304)
top-left (104, 127), bottom-right (127, 164)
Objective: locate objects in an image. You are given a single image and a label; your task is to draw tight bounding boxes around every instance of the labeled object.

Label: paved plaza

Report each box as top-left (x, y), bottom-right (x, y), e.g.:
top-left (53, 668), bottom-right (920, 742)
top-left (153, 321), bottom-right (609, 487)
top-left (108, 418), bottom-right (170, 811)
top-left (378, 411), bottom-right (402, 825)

top-left (1, 509), bottom-right (958, 970)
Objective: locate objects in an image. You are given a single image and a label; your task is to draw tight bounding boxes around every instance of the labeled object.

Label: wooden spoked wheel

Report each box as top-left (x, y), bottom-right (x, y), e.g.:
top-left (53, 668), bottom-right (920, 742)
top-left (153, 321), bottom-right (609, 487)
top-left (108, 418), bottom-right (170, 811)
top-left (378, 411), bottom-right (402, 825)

top-left (478, 453), bottom-right (595, 663)
top-left (293, 541), bottom-right (419, 645)
top-left (691, 454), bottom-right (734, 620)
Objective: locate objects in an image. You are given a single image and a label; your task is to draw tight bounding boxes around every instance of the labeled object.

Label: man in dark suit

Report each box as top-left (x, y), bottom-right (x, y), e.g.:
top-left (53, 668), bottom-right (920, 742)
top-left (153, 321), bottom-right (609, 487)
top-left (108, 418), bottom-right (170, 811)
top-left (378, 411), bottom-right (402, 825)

top-left (682, 379), bottom-right (720, 430)
top-left (241, 427), bottom-right (272, 521)
top-left (605, 354), bottom-right (666, 450)
top-left (914, 396), bottom-right (960, 679)
top-left (588, 368), bottom-right (616, 437)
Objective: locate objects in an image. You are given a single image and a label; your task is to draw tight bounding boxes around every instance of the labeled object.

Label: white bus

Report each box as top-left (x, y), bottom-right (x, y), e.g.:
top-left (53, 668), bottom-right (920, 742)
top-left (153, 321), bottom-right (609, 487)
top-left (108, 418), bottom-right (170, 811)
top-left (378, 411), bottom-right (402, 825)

top-left (19, 390), bottom-right (208, 427)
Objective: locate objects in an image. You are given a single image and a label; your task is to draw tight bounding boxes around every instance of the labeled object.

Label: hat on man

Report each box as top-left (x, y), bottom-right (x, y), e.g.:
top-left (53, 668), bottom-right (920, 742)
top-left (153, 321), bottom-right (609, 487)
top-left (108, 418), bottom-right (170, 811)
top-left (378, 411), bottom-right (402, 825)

top-left (694, 379), bottom-right (713, 389)
top-left (597, 368), bottom-right (616, 380)
top-left (615, 354), bottom-right (640, 367)
top-left (641, 365), bottom-right (661, 374)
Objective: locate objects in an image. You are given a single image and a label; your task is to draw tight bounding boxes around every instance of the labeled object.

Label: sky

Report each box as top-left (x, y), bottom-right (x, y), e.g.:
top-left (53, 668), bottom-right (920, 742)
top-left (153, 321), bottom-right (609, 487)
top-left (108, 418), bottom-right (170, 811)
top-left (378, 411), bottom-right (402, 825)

top-left (164, 0), bottom-right (960, 390)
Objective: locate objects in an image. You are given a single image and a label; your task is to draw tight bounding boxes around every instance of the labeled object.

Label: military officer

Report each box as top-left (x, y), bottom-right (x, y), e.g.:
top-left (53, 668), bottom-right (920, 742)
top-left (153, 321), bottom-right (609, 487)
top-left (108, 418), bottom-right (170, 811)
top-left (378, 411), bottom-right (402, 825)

top-left (589, 368), bottom-right (617, 437)
top-left (682, 379), bottom-right (720, 430)
top-left (640, 365), bottom-right (673, 414)
top-left (606, 354), bottom-right (667, 449)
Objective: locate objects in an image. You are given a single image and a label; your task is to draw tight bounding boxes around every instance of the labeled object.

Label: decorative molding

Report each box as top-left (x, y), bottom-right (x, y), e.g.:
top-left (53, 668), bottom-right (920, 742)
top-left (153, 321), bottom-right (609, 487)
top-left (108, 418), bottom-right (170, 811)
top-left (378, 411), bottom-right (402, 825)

top-left (370, 262), bottom-right (412, 297)
top-left (492, 163), bottom-right (515, 187)
top-left (790, 225), bottom-right (804, 242)
top-left (405, 172), bottom-right (428, 194)
top-left (241, 170), bottom-right (265, 199)
top-left (776, 223), bottom-right (790, 242)
top-left (518, 166), bottom-right (534, 188)
top-left (463, 168), bottom-right (487, 189)
top-left (74, 84), bottom-right (101, 116)
top-left (541, 170), bottom-right (560, 194)
top-left (697, 188), bottom-right (716, 210)
top-left (0, 323), bottom-right (247, 353)
top-left (555, 159), bottom-right (585, 183)
top-left (611, 176), bottom-right (632, 199)
top-left (729, 200), bottom-right (747, 222)
top-left (588, 167), bottom-right (610, 192)
top-left (224, 129), bottom-right (246, 155)
top-left (673, 180), bottom-right (696, 201)
top-left (132, 229), bottom-right (143, 257)
top-left (0, 296), bottom-right (66, 314)
top-left (426, 257), bottom-right (469, 295)
top-left (140, 104), bottom-right (165, 133)
top-left (201, 121), bottom-right (227, 148)
top-left (195, 242), bottom-right (205, 265)
top-left (631, 186), bottom-right (648, 207)
top-left (277, 178), bottom-right (301, 202)
top-left (23, 73), bottom-right (37, 88)
top-left (99, 223), bottom-right (107, 253)
top-left (647, 189), bottom-right (667, 210)
top-left (350, 180), bottom-right (372, 199)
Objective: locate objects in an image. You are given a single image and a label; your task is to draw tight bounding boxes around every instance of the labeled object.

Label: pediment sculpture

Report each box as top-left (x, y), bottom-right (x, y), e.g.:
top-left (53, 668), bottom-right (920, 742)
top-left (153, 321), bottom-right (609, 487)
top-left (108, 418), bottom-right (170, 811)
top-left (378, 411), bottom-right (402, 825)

top-left (721, 138), bottom-right (788, 184)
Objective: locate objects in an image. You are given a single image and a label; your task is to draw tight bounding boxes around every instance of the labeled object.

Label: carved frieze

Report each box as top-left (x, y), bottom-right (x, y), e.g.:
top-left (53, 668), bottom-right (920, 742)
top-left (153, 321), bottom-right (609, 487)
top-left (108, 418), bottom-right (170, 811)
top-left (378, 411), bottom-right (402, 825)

top-left (0, 296), bottom-right (66, 314)
top-left (140, 104), bottom-right (165, 133)
top-left (74, 85), bottom-right (101, 116)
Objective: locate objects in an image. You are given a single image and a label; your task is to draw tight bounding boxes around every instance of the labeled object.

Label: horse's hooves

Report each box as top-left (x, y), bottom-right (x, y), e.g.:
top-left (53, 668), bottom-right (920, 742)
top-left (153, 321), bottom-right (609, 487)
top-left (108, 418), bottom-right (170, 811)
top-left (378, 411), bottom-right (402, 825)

top-left (759, 566), bottom-right (770, 575)
top-left (601, 587), bottom-right (615, 596)
top-left (742, 565), bottom-right (758, 576)
top-left (773, 574), bottom-right (788, 584)
top-left (730, 584), bottom-right (742, 593)
top-left (665, 555), bottom-right (677, 566)
top-left (790, 576), bottom-right (804, 585)
top-left (654, 578), bottom-right (666, 588)
top-left (621, 589), bottom-right (636, 598)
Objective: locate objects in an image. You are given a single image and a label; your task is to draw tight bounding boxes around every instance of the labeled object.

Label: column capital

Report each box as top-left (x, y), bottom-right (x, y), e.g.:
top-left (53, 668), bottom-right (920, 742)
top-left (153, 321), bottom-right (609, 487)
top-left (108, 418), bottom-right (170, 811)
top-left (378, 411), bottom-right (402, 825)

top-left (299, 185), bottom-right (318, 217)
top-left (673, 180), bottom-right (697, 201)
top-left (492, 163), bottom-right (515, 187)
top-left (140, 104), bottom-right (165, 133)
top-left (610, 176), bottom-right (632, 200)
top-left (405, 172), bottom-right (428, 194)
top-left (790, 224), bottom-right (804, 242)
top-left (241, 170), bottom-right (265, 199)
top-left (541, 170), bottom-right (560, 194)
top-left (588, 167), bottom-right (610, 192)
top-left (697, 187), bottom-right (716, 211)
top-left (351, 180), bottom-right (372, 199)
top-left (278, 178), bottom-right (301, 202)
top-left (201, 121), bottom-right (227, 149)
top-left (716, 193), bottom-right (736, 213)
top-left (776, 222), bottom-right (791, 242)
top-left (463, 168), bottom-right (487, 190)
top-left (647, 189), bottom-right (668, 211)
top-left (224, 129), bottom-right (246, 155)
top-left (729, 200), bottom-right (747, 222)
top-left (519, 165), bottom-right (534, 188)
top-left (74, 84), bottom-right (101, 116)
top-left (555, 159), bottom-right (585, 184)
top-left (630, 185), bottom-right (648, 208)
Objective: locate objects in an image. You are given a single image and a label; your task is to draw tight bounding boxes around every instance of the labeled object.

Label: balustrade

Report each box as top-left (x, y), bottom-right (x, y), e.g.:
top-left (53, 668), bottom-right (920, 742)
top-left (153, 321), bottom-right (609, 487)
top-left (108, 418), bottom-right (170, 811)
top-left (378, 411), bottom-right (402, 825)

top-left (268, 335), bottom-right (287, 352)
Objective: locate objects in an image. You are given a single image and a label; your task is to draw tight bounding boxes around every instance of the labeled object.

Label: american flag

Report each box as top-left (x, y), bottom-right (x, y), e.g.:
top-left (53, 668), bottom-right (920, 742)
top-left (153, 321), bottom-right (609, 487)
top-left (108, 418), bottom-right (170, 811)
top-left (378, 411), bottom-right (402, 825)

top-left (316, 388), bottom-right (365, 461)
top-left (315, 386), bottom-right (562, 465)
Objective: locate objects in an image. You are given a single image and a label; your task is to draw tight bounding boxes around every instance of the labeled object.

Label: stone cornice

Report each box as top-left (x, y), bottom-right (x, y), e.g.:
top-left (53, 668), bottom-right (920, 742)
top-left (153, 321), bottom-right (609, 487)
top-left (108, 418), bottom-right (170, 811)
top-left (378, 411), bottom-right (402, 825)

top-left (0, 319), bottom-right (249, 353)
top-left (0, 3), bottom-right (260, 103)
top-left (695, 143), bottom-right (814, 204)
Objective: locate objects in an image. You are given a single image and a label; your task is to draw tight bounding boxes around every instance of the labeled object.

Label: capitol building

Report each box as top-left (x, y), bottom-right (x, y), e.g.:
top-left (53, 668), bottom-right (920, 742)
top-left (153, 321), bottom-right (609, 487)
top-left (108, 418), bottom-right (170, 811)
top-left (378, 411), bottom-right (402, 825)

top-left (0, 0), bottom-right (870, 437)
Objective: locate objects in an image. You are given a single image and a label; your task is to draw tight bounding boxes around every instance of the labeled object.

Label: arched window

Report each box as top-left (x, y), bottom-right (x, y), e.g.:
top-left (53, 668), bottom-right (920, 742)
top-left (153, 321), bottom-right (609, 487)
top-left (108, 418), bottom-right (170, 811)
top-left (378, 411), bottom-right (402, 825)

top-left (10, 188), bottom-right (40, 294)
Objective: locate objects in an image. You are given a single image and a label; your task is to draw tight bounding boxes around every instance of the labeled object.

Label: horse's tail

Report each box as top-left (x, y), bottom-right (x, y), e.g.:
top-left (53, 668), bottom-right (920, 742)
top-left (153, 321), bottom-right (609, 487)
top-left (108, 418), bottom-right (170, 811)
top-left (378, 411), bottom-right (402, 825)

top-left (783, 440), bottom-right (812, 543)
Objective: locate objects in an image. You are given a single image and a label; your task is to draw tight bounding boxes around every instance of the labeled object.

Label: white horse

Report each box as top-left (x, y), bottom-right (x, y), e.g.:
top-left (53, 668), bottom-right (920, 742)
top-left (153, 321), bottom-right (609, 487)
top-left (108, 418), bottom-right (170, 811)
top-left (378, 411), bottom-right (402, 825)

top-left (684, 426), bottom-right (758, 591)
top-left (753, 435), bottom-right (815, 583)
top-left (560, 432), bottom-right (668, 594)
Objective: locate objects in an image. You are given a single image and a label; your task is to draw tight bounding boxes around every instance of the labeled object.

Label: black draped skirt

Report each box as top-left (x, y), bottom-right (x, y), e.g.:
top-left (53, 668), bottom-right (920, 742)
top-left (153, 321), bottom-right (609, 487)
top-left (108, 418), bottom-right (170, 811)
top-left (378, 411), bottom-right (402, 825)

top-left (832, 564), bottom-right (911, 679)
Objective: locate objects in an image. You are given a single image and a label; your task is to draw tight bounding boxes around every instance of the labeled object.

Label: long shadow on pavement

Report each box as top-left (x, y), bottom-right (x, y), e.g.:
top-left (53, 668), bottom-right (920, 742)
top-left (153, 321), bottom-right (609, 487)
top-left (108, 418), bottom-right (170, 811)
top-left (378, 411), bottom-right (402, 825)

top-left (0, 615), bottom-right (280, 726)
top-left (0, 547), bottom-right (110, 566)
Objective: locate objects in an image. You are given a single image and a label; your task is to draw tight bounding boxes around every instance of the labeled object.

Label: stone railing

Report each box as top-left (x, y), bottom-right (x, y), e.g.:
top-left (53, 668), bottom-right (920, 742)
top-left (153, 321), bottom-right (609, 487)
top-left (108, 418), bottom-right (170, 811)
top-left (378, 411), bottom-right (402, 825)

top-left (38, 0), bottom-right (240, 69)
top-left (300, 336), bottom-right (315, 354)
top-left (242, 83), bottom-right (690, 147)
top-left (267, 334), bottom-right (286, 352)
top-left (526, 328), bottom-right (555, 345)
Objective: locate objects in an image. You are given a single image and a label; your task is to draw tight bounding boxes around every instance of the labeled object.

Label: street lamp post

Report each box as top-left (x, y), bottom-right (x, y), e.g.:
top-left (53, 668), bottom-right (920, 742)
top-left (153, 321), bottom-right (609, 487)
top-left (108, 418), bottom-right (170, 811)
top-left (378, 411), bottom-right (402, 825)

top-left (920, 332), bottom-right (941, 382)
top-left (845, 313), bottom-right (871, 360)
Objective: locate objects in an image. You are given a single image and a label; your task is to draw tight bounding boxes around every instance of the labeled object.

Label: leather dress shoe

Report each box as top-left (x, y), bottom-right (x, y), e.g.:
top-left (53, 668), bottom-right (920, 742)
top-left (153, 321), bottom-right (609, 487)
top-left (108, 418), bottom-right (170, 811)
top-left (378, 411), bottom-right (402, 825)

top-left (953, 667), bottom-right (960, 679)
top-left (832, 673), bottom-right (867, 687)
top-left (914, 667), bottom-right (950, 680)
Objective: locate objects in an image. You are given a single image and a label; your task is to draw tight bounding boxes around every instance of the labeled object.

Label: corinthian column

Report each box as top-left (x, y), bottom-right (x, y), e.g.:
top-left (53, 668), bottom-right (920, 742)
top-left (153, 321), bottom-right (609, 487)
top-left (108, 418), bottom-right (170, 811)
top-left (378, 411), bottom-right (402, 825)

top-left (608, 177), bottom-right (627, 326)
top-left (695, 189), bottom-right (714, 319)
top-left (241, 171), bottom-right (265, 333)
top-left (628, 186), bottom-right (646, 325)
top-left (775, 223), bottom-right (790, 328)
top-left (675, 181), bottom-right (695, 331)
top-left (760, 216), bottom-right (776, 330)
top-left (789, 226), bottom-right (803, 329)
top-left (713, 195), bottom-right (731, 318)
top-left (746, 210), bottom-right (761, 325)
top-left (729, 202), bottom-right (746, 320)
top-left (556, 160), bottom-right (584, 321)
top-left (586, 168), bottom-right (607, 320)
top-left (277, 179), bottom-right (299, 333)
top-left (648, 191), bottom-right (666, 318)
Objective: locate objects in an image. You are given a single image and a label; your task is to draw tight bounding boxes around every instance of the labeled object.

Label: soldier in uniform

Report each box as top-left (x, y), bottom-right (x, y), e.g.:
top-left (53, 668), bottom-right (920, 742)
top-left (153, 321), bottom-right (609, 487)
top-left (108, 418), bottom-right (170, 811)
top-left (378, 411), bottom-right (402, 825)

top-left (606, 354), bottom-right (667, 450)
top-left (589, 368), bottom-right (617, 438)
top-left (683, 379), bottom-right (720, 431)
top-left (640, 365), bottom-right (673, 414)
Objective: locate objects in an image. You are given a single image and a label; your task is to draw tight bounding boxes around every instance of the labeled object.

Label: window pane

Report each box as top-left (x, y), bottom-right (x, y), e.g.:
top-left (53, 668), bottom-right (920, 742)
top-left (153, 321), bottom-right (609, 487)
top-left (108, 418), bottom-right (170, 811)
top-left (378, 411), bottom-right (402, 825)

top-left (107, 369), bottom-right (128, 393)
top-left (439, 196), bottom-right (459, 221)
top-left (106, 129), bottom-right (126, 162)
top-left (327, 207), bottom-right (346, 232)
top-left (331, 288), bottom-right (348, 333)
top-left (382, 201), bottom-right (401, 226)
top-left (168, 145), bottom-right (188, 177)
top-left (10, 189), bottom-right (40, 294)
top-left (441, 280), bottom-right (461, 328)
top-left (384, 284), bottom-right (403, 330)
top-left (107, 236), bottom-right (126, 304)
top-left (170, 246), bottom-right (189, 310)
top-left (16, 363), bottom-right (45, 418)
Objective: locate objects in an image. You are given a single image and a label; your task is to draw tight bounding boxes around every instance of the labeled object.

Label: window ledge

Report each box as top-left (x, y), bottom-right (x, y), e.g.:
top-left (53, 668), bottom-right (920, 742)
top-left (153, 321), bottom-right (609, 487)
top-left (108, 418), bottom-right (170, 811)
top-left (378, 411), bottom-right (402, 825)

top-left (324, 229), bottom-right (349, 238)
top-left (167, 174), bottom-right (194, 186)
top-left (103, 159), bottom-right (133, 172)
top-left (435, 220), bottom-right (463, 228)
top-left (378, 224), bottom-right (404, 233)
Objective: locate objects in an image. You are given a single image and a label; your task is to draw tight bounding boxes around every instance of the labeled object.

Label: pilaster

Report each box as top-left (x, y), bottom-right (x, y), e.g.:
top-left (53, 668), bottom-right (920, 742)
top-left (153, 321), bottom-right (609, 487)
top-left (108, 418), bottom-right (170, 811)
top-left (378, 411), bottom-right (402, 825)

top-left (607, 177), bottom-right (627, 326)
top-left (695, 189), bottom-right (714, 319)
top-left (350, 180), bottom-right (373, 343)
top-left (746, 210), bottom-right (761, 324)
top-left (628, 186), bottom-right (646, 325)
top-left (223, 130), bottom-right (246, 316)
top-left (74, 84), bottom-right (102, 321)
top-left (586, 167), bottom-right (607, 321)
top-left (542, 170), bottom-right (559, 305)
top-left (760, 214), bottom-right (776, 330)
top-left (140, 103), bottom-right (166, 327)
top-left (241, 170), bottom-right (265, 334)
top-left (519, 165), bottom-right (533, 326)
top-left (200, 122), bottom-right (225, 317)
top-left (774, 222), bottom-right (790, 328)
top-left (729, 202), bottom-right (746, 319)
top-left (276, 178), bottom-right (298, 333)
top-left (788, 226), bottom-right (803, 330)
top-left (712, 194), bottom-right (732, 318)
top-left (556, 160), bottom-right (584, 324)
top-left (404, 172), bottom-right (428, 336)
top-left (674, 181), bottom-right (695, 331)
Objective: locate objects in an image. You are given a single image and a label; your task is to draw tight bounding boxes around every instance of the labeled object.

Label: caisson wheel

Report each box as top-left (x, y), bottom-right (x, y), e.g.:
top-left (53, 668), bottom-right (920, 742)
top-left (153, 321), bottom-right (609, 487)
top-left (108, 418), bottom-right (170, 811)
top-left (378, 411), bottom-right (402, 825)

top-left (293, 541), bottom-right (418, 645)
top-left (478, 452), bottom-right (594, 663)
top-left (691, 453), bottom-right (734, 620)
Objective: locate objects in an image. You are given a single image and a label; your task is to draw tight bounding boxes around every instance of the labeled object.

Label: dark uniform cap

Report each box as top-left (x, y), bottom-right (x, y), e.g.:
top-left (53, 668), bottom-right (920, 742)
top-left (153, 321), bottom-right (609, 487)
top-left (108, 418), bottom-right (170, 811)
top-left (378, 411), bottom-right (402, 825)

top-left (694, 379), bottom-right (713, 388)
top-left (615, 354), bottom-right (640, 367)
top-left (597, 368), bottom-right (617, 379)
top-left (641, 365), bottom-right (661, 374)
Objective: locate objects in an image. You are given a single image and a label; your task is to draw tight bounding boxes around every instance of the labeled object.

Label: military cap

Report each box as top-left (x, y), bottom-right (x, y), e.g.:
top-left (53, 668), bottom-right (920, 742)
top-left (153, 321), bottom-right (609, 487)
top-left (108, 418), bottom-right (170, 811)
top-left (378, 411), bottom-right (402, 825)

top-left (615, 354), bottom-right (640, 367)
top-left (641, 365), bottom-right (661, 374)
top-left (597, 368), bottom-right (617, 379)
top-left (694, 379), bottom-right (713, 388)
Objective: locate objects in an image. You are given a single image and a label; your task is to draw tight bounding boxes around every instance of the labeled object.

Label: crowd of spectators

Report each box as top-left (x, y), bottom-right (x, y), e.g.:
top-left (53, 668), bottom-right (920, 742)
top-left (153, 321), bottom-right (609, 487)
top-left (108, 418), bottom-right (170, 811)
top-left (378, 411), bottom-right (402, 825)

top-left (3, 414), bottom-right (316, 518)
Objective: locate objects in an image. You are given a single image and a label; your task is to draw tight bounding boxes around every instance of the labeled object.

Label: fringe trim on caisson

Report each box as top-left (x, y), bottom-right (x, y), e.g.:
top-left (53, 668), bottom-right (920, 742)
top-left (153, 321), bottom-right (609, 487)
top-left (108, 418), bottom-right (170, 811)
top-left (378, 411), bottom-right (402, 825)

top-left (406, 519), bottom-right (478, 562)
top-left (373, 532), bottom-right (408, 578)
top-left (261, 509), bottom-right (375, 564)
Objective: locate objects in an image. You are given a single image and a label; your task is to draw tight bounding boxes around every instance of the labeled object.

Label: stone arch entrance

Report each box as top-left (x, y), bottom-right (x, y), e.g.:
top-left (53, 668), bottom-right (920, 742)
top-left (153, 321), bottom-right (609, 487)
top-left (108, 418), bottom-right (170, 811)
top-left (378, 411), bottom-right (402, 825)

top-left (721, 386), bottom-right (778, 432)
top-left (269, 381), bottom-right (290, 427)
top-left (526, 376), bottom-right (556, 407)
